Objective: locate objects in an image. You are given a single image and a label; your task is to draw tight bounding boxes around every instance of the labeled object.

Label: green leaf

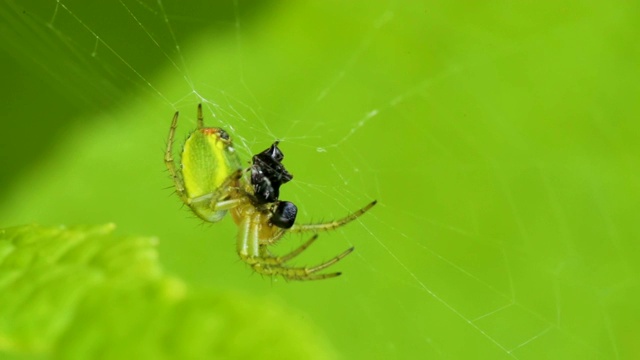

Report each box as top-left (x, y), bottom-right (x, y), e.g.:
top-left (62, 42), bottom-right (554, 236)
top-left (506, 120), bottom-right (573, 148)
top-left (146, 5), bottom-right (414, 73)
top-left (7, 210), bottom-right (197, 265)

top-left (0, 224), bottom-right (336, 360)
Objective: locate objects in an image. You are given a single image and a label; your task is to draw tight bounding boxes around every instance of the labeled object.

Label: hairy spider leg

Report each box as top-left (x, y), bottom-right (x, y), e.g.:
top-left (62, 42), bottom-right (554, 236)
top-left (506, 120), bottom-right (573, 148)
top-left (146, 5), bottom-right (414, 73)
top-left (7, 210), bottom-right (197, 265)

top-left (237, 213), bottom-right (355, 280)
top-left (196, 102), bottom-right (205, 128)
top-left (275, 234), bottom-right (321, 263)
top-left (288, 200), bottom-right (377, 234)
top-left (164, 110), bottom-right (189, 204)
top-left (188, 169), bottom-right (247, 210)
top-left (256, 239), bottom-right (354, 281)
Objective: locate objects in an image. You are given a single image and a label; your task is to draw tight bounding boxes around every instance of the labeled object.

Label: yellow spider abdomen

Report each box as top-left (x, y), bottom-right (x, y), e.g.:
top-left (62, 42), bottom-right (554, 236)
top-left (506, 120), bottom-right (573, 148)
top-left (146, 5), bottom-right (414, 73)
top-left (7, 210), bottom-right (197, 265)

top-left (181, 127), bottom-right (242, 221)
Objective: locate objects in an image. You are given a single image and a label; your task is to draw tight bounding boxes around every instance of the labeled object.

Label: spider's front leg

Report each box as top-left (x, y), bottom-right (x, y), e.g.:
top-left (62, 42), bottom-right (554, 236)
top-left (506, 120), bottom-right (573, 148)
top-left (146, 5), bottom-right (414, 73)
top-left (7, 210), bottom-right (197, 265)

top-left (164, 110), bottom-right (189, 205)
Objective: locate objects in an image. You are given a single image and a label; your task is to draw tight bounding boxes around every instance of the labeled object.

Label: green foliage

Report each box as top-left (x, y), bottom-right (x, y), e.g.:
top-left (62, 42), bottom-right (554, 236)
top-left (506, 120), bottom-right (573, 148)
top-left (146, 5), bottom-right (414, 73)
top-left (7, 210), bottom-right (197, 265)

top-left (0, 224), bottom-right (335, 360)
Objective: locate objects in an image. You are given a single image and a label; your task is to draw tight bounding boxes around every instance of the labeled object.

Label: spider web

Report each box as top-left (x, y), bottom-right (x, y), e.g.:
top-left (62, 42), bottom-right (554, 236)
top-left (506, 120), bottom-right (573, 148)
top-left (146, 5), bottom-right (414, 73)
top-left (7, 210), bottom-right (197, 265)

top-left (1, 0), bottom-right (637, 359)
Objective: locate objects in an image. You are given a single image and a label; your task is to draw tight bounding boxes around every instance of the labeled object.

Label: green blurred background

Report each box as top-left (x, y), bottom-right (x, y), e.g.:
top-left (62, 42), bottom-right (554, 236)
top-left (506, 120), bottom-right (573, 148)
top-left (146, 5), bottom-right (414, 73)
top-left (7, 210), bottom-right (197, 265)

top-left (1, 0), bottom-right (639, 358)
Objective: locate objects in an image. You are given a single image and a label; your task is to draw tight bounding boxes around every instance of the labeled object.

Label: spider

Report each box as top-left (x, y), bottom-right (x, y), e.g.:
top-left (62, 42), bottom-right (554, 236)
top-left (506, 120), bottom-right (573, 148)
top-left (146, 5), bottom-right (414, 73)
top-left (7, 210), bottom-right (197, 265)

top-left (164, 104), bottom-right (376, 280)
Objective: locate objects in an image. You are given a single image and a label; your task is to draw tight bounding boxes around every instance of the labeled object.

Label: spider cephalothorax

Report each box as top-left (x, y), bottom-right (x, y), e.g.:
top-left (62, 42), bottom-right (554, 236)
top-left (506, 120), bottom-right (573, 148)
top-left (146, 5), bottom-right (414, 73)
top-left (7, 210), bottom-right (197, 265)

top-left (165, 104), bottom-right (376, 280)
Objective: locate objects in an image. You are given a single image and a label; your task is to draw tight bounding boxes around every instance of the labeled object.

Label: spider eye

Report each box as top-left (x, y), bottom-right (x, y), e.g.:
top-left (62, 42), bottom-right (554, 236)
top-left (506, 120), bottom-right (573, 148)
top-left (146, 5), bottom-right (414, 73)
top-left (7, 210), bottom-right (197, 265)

top-left (270, 201), bottom-right (298, 229)
top-left (217, 129), bottom-right (230, 140)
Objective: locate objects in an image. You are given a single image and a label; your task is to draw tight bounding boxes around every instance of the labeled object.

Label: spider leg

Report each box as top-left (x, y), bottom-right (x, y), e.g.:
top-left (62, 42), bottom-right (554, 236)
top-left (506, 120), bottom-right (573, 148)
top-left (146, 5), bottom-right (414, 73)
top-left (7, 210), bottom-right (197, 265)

top-left (237, 214), bottom-right (352, 280)
top-left (188, 169), bottom-right (244, 210)
top-left (257, 242), bottom-right (353, 281)
top-left (237, 213), bottom-right (260, 261)
top-left (299, 246), bottom-right (354, 280)
top-left (289, 200), bottom-right (377, 234)
top-left (277, 234), bottom-right (319, 263)
top-left (196, 103), bottom-right (204, 128)
top-left (164, 110), bottom-right (189, 204)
